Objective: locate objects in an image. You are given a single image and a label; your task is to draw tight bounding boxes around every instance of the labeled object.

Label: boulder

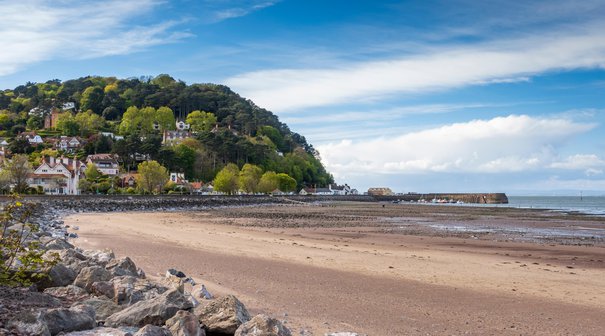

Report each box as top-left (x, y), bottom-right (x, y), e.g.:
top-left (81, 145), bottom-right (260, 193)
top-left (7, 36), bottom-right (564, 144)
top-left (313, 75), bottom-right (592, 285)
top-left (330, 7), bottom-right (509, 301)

top-left (80, 297), bottom-right (124, 321)
top-left (133, 325), bottom-right (172, 336)
top-left (7, 310), bottom-right (51, 336)
top-left (166, 310), bottom-right (203, 336)
top-left (92, 280), bottom-right (115, 299)
top-left (112, 276), bottom-right (167, 306)
top-left (47, 263), bottom-right (78, 287)
top-left (74, 266), bottom-right (113, 292)
top-left (107, 257), bottom-right (140, 277)
top-left (43, 304), bottom-right (96, 335)
top-left (196, 295), bottom-right (250, 335)
top-left (105, 289), bottom-right (193, 327)
top-left (235, 314), bottom-right (291, 336)
top-left (44, 238), bottom-right (75, 251)
top-left (53, 249), bottom-right (93, 275)
top-left (44, 285), bottom-right (89, 302)
top-left (62, 326), bottom-right (133, 335)
top-left (83, 249), bottom-right (115, 267)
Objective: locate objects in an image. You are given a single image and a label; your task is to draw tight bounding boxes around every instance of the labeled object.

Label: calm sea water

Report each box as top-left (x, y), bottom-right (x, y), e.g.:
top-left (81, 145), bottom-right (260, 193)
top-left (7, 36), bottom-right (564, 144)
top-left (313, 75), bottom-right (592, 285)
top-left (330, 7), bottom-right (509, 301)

top-left (502, 196), bottom-right (605, 216)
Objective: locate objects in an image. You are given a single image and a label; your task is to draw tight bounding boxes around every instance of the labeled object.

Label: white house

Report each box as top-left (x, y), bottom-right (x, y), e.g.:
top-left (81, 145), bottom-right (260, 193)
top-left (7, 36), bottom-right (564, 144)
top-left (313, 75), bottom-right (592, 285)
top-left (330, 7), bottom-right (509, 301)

top-left (29, 156), bottom-right (86, 195)
top-left (176, 120), bottom-right (191, 130)
top-left (100, 132), bottom-right (124, 141)
top-left (20, 132), bottom-right (44, 144)
top-left (55, 136), bottom-right (82, 153)
top-left (86, 154), bottom-right (120, 176)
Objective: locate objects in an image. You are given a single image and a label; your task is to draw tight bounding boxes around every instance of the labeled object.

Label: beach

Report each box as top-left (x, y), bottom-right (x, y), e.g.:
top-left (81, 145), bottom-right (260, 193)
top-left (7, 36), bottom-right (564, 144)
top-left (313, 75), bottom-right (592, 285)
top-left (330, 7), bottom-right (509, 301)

top-left (66, 202), bottom-right (605, 335)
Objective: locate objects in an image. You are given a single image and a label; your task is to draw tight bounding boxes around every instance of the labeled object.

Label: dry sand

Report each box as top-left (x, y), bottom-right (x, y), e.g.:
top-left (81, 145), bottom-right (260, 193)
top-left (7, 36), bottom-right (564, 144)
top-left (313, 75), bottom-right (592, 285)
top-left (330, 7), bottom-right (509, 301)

top-left (65, 202), bottom-right (605, 335)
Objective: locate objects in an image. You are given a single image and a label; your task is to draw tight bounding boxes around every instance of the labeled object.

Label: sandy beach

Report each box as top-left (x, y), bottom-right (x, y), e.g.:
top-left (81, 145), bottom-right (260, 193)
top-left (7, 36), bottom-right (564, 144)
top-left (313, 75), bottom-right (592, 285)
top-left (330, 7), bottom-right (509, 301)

top-left (66, 202), bottom-right (605, 335)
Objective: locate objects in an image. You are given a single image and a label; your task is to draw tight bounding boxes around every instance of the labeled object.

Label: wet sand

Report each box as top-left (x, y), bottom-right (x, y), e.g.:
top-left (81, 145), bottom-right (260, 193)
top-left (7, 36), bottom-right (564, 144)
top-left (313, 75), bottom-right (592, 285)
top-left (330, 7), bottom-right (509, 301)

top-left (66, 202), bottom-right (605, 335)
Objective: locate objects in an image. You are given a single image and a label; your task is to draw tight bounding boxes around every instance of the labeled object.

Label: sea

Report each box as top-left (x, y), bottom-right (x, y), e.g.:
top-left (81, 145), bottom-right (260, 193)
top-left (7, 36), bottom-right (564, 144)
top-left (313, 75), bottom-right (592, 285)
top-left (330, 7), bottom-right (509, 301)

top-left (495, 196), bottom-right (605, 216)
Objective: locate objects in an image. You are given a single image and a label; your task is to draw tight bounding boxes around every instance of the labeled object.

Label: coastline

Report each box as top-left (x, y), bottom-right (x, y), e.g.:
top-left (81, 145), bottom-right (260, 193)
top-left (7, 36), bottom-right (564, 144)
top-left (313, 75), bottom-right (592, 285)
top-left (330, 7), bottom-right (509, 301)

top-left (66, 201), bottom-right (605, 335)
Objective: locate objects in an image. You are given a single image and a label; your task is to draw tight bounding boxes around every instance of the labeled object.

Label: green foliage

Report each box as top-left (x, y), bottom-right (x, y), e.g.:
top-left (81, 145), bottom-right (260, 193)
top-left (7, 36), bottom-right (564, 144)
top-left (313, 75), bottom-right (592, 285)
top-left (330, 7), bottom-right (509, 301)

top-left (155, 106), bottom-right (175, 131)
top-left (85, 163), bottom-right (102, 181)
top-left (1, 199), bottom-right (59, 286)
top-left (56, 113), bottom-right (79, 136)
top-left (213, 163), bottom-right (240, 195)
top-left (277, 173), bottom-right (297, 192)
top-left (74, 110), bottom-right (105, 136)
top-left (186, 110), bottom-right (217, 132)
top-left (257, 171), bottom-right (279, 194)
top-left (136, 160), bottom-right (169, 194)
top-left (80, 86), bottom-right (104, 114)
top-left (238, 163), bottom-right (262, 193)
top-left (5, 154), bottom-right (32, 193)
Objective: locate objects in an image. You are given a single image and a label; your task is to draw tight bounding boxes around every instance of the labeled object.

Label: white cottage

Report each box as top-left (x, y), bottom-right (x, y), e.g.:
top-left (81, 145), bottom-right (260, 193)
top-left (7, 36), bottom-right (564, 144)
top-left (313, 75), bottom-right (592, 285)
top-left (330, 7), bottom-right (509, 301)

top-left (29, 156), bottom-right (86, 195)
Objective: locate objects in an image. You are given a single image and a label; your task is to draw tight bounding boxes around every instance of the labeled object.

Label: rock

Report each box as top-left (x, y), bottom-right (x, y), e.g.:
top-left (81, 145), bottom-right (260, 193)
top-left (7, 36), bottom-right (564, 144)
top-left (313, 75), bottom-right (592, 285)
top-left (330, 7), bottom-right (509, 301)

top-left (105, 289), bottom-right (193, 327)
top-left (92, 280), bottom-right (116, 299)
top-left (47, 263), bottom-right (78, 287)
top-left (7, 310), bottom-right (51, 336)
top-left (74, 266), bottom-right (113, 292)
top-left (111, 276), bottom-right (167, 306)
top-left (53, 249), bottom-right (92, 275)
top-left (133, 325), bottom-right (172, 336)
top-left (193, 285), bottom-right (213, 301)
top-left (163, 274), bottom-right (185, 293)
top-left (80, 297), bottom-right (124, 321)
top-left (44, 285), bottom-right (89, 302)
top-left (63, 326), bottom-right (133, 335)
top-left (44, 238), bottom-right (75, 250)
top-left (107, 257), bottom-right (140, 277)
top-left (43, 304), bottom-right (96, 335)
top-left (196, 295), bottom-right (250, 335)
top-left (235, 314), bottom-right (291, 336)
top-left (166, 310), bottom-right (203, 336)
top-left (83, 249), bottom-right (115, 267)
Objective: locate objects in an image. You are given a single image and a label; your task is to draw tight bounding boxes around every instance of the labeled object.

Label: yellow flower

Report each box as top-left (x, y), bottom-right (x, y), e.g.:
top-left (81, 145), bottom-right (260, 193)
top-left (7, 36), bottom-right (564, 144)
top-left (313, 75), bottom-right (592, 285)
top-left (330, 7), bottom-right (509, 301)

top-left (15, 201), bottom-right (22, 207)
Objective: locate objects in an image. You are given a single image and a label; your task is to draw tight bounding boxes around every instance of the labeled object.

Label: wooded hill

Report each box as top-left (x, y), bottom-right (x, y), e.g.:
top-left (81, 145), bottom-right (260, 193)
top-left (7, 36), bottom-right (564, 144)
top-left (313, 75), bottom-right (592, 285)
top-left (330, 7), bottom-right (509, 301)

top-left (0, 75), bottom-right (333, 188)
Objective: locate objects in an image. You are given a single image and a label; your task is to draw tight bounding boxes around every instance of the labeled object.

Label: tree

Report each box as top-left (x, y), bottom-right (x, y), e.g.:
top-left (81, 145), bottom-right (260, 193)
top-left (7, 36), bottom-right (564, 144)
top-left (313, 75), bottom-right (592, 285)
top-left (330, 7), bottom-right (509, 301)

top-left (75, 110), bottom-right (104, 136)
top-left (277, 173), bottom-right (297, 192)
top-left (257, 171), bottom-right (280, 194)
top-left (174, 144), bottom-right (196, 178)
top-left (238, 163), bottom-right (262, 193)
top-left (26, 115), bottom-right (44, 130)
top-left (56, 112), bottom-right (79, 136)
top-left (80, 86), bottom-right (104, 114)
top-left (84, 163), bottom-right (101, 181)
top-left (5, 154), bottom-right (32, 193)
top-left (155, 106), bottom-right (175, 131)
top-left (186, 110), bottom-right (217, 132)
top-left (213, 163), bottom-right (239, 195)
top-left (0, 169), bottom-right (11, 194)
top-left (136, 160), bottom-right (169, 194)
top-left (8, 138), bottom-right (32, 155)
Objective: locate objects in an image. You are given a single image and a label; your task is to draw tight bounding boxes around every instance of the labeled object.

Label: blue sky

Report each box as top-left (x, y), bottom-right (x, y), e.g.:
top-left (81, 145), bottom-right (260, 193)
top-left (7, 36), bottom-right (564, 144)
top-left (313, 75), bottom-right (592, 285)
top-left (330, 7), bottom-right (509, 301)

top-left (1, 0), bottom-right (605, 195)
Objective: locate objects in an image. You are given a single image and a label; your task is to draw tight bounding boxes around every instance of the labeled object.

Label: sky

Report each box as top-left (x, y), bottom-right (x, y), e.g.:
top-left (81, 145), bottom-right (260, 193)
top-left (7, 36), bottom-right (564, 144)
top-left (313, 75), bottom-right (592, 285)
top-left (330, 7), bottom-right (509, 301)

top-left (1, 0), bottom-right (605, 195)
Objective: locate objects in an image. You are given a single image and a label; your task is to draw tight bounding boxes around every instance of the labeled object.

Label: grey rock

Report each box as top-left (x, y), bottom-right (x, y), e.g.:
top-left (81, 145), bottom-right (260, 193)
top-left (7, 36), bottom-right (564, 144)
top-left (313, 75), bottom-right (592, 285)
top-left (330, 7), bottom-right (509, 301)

top-left (48, 263), bottom-right (78, 287)
top-left (80, 297), bottom-right (124, 321)
top-left (44, 238), bottom-right (75, 251)
top-left (105, 289), bottom-right (193, 327)
top-left (111, 276), bottom-right (167, 306)
top-left (235, 314), bottom-right (291, 336)
top-left (43, 304), bottom-right (96, 335)
top-left (166, 310), bottom-right (203, 336)
top-left (196, 295), bottom-right (250, 335)
top-left (92, 280), bottom-right (115, 299)
top-left (44, 285), bottom-right (89, 301)
top-left (83, 249), bottom-right (115, 267)
top-left (133, 325), bottom-right (172, 336)
top-left (107, 257), bottom-right (140, 277)
top-left (74, 266), bottom-right (113, 292)
top-left (63, 327), bottom-right (133, 335)
top-left (7, 310), bottom-right (51, 336)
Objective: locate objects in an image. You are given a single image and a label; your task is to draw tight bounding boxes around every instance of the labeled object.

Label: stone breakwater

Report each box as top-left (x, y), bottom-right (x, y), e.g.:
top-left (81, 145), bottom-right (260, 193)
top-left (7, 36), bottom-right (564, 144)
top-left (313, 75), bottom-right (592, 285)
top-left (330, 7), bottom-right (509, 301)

top-left (0, 198), bottom-right (364, 336)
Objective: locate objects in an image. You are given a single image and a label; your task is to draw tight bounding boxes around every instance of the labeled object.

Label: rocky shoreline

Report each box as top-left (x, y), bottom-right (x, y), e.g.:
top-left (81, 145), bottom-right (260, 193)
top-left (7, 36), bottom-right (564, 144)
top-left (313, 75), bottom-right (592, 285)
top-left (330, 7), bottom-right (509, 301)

top-left (0, 197), bottom-right (361, 336)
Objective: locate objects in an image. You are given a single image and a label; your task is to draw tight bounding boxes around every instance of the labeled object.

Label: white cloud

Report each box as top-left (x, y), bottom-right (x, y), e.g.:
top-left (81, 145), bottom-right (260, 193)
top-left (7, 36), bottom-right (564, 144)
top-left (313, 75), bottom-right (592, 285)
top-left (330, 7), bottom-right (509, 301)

top-left (0, 0), bottom-right (189, 76)
top-left (225, 22), bottom-right (605, 112)
top-left (212, 1), bottom-right (279, 21)
top-left (316, 115), bottom-right (596, 180)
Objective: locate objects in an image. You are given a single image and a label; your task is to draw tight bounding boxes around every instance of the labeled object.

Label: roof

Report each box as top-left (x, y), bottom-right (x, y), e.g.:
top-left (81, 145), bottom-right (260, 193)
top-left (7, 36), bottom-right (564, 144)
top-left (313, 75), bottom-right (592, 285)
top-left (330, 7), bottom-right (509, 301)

top-left (29, 173), bottom-right (68, 179)
top-left (190, 182), bottom-right (203, 189)
top-left (87, 154), bottom-right (118, 162)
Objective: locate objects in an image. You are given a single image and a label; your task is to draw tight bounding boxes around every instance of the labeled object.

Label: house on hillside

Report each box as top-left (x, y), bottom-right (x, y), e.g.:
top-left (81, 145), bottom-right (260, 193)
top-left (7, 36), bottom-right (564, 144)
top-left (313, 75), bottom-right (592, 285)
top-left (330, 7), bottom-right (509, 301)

top-left (329, 183), bottom-right (352, 195)
top-left (29, 156), bottom-right (86, 195)
top-left (52, 136), bottom-right (84, 153)
top-left (119, 173), bottom-right (138, 188)
top-left (162, 130), bottom-right (192, 144)
top-left (176, 120), bottom-right (190, 130)
top-left (99, 132), bottom-right (124, 141)
top-left (44, 108), bottom-right (62, 129)
top-left (19, 132), bottom-right (44, 145)
top-left (86, 154), bottom-right (120, 176)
